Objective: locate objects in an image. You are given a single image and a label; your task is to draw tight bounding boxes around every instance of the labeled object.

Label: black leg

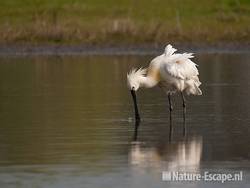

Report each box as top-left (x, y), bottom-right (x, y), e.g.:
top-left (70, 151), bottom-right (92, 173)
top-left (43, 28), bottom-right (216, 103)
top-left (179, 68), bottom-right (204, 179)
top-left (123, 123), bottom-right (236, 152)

top-left (181, 92), bottom-right (186, 137)
top-left (168, 93), bottom-right (173, 142)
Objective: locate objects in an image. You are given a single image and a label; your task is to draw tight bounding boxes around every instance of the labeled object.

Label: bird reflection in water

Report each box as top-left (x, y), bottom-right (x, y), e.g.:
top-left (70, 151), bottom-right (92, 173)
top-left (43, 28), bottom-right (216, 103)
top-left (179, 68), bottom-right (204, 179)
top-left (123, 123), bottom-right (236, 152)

top-left (130, 121), bottom-right (202, 171)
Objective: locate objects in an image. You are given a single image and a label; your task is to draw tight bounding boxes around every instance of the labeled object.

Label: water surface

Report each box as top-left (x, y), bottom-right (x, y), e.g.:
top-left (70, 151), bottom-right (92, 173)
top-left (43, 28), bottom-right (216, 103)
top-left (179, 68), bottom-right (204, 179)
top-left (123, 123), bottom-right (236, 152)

top-left (0, 53), bottom-right (249, 188)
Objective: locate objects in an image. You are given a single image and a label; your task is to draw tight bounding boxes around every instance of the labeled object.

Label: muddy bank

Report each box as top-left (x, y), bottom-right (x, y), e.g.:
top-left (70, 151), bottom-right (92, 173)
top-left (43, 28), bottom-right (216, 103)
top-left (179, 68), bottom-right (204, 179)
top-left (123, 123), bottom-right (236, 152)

top-left (0, 43), bottom-right (249, 56)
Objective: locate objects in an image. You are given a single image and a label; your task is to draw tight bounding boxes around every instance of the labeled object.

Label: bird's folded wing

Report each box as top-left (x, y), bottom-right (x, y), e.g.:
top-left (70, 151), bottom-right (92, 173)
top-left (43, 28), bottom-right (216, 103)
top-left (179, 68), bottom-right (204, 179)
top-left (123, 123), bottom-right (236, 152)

top-left (162, 53), bottom-right (199, 80)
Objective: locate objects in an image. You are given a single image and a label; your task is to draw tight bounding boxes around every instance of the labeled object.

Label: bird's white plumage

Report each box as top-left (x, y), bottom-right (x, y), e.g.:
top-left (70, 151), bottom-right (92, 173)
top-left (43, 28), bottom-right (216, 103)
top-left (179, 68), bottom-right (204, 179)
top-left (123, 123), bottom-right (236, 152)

top-left (127, 44), bottom-right (202, 95)
top-left (161, 52), bottom-right (198, 80)
top-left (164, 44), bottom-right (177, 57)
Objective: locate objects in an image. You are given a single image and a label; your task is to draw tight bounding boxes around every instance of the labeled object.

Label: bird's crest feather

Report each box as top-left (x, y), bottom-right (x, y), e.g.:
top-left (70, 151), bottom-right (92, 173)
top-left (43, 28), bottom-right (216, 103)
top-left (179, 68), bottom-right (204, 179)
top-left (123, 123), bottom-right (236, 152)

top-left (127, 67), bottom-right (147, 89)
top-left (127, 67), bottom-right (147, 80)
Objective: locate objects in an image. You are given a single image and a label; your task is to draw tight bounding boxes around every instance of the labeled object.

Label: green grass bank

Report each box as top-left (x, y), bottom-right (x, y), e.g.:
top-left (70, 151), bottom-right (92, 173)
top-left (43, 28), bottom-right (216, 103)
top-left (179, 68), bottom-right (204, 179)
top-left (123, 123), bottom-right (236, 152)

top-left (0, 0), bottom-right (250, 45)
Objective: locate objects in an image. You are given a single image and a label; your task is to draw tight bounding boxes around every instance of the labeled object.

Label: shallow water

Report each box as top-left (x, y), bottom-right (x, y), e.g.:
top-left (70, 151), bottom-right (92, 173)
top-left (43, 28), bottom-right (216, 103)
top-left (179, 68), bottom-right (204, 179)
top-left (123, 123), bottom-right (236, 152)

top-left (0, 53), bottom-right (249, 188)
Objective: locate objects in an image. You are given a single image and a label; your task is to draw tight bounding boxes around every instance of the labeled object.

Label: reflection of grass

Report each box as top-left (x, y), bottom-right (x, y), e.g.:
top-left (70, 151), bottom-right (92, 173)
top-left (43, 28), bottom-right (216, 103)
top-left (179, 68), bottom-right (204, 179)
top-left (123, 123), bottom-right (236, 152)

top-left (0, 0), bottom-right (249, 45)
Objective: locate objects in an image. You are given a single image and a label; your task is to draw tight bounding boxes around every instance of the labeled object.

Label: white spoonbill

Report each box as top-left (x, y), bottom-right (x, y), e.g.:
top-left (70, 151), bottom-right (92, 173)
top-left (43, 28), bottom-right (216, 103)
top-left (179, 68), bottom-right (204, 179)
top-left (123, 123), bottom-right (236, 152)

top-left (127, 44), bottom-right (202, 135)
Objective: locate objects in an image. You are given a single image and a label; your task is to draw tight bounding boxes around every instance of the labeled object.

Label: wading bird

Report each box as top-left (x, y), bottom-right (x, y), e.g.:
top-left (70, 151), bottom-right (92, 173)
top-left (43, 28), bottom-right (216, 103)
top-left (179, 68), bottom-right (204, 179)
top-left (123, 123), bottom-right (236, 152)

top-left (127, 44), bottom-right (202, 136)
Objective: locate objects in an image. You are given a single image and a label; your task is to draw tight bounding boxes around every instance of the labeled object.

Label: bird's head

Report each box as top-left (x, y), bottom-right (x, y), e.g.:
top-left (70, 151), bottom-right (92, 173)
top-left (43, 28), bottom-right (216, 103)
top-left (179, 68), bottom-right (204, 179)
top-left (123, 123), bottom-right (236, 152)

top-left (127, 68), bottom-right (147, 91)
top-left (127, 68), bottom-right (146, 122)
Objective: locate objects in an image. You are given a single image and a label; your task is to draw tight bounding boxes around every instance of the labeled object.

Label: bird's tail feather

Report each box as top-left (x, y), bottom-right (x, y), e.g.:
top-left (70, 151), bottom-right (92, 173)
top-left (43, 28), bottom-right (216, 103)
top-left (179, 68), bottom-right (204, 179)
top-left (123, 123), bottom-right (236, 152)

top-left (185, 80), bottom-right (202, 95)
top-left (194, 84), bottom-right (202, 95)
top-left (164, 44), bottom-right (177, 57)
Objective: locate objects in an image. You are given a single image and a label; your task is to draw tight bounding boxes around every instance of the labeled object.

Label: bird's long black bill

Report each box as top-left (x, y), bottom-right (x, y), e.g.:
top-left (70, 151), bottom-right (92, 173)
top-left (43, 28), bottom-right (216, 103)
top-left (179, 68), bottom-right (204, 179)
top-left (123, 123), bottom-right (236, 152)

top-left (133, 120), bottom-right (140, 141)
top-left (131, 90), bottom-right (140, 122)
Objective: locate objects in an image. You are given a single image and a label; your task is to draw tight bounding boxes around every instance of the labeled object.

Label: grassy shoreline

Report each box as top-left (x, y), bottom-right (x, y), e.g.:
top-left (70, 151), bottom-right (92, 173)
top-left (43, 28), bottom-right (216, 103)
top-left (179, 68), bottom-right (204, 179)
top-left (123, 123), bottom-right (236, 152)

top-left (0, 0), bottom-right (250, 45)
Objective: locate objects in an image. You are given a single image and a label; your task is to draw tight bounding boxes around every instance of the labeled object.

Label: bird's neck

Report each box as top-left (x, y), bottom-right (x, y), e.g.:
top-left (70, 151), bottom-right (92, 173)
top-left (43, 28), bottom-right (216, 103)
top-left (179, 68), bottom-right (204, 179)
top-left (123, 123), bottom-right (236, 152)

top-left (139, 76), bottom-right (159, 88)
